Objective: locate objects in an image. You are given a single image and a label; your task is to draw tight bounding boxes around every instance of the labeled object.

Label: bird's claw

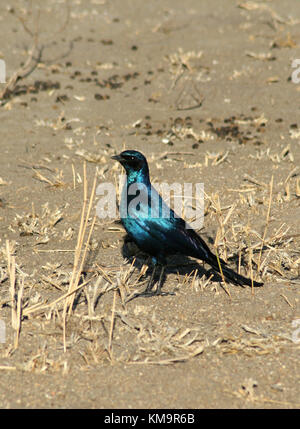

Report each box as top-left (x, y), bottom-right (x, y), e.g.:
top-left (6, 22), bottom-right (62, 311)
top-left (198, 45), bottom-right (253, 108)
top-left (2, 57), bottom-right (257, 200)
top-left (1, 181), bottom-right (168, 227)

top-left (156, 290), bottom-right (176, 296)
top-left (126, 288), bottom-right (175, 303)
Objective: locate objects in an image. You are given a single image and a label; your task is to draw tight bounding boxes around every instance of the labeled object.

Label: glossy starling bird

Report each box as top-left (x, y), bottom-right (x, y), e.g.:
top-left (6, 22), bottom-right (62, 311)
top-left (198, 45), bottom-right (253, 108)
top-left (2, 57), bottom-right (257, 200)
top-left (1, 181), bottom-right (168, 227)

top-left (112, 150), bottom-right (263, 296)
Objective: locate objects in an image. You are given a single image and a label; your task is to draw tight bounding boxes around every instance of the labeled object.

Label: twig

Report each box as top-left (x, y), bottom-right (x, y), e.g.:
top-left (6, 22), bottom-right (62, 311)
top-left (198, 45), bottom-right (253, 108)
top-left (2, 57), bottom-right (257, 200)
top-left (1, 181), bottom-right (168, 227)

top-left (108, 290), bottom-right (117, 360)
top-left (215, 247), bottom-right (231, 299)
top-left (23, 275), bottom-right (96, 317)
top-left (6, 240), bottom-right (24, 349)
top-left (0, 44), bottom-right (42, 102)
top-left (190, 268), bottom-right (198, 289)
top-left (62, 164), bottom-right (97, 352)
top-left (257, 176), bottom-right (273, 275)
top-left (0, 366), bottom-right (17, 371)
top-left (280, 294), bottom-right (293, 308)
top-left (15, 276), bottom-right (24, 349)
top-left (2, 1), bottom-right (70, 103)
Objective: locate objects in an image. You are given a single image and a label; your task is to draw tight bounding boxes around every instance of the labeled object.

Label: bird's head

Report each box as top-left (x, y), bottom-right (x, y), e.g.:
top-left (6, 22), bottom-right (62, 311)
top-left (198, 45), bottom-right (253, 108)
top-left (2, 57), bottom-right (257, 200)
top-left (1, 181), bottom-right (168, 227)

top-left (111, 150), bottom-right (149, 180)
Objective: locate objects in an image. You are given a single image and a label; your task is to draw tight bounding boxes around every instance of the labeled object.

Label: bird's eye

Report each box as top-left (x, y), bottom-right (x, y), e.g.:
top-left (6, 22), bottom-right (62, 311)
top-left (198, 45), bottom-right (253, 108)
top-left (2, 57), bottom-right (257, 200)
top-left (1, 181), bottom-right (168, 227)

top-left (124, 155), bottom-right (135, 161)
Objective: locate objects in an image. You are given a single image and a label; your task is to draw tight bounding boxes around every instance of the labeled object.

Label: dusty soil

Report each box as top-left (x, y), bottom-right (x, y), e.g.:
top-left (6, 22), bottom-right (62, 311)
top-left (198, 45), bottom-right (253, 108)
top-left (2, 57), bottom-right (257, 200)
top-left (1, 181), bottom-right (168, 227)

top-left (0, 0), bottom-right (299, 409)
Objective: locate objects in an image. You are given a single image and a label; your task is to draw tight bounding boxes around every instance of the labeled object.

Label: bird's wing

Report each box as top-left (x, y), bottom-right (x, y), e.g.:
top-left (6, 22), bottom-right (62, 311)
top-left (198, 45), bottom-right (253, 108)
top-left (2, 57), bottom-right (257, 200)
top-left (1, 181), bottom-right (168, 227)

top-left (125, 183), bottom-right (225, 263)
top-left (132, 204), bottom-right (216, 263)
top-left (151, 185), bottom-right (217, 259)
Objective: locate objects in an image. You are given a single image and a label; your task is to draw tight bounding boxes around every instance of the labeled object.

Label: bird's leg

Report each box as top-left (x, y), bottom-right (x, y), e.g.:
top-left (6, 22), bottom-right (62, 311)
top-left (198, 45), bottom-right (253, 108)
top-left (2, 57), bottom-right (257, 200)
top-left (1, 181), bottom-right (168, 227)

top-left (126, 262), bottom-right (175, 302)
top-left (125, 264), bottom-right (157, 302)
top-left (144, 264), bottom-right (156, 293)
top-left (155, 265), bottom-right (165, 295)
top-left (154, 265), bottom-right (175, 296)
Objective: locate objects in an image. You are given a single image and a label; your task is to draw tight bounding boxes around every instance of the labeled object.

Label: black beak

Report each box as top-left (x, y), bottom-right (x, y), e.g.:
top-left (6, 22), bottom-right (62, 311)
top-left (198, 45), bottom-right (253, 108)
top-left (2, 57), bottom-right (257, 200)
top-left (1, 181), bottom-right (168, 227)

top-left (111, 154), bottom-right (123, 162)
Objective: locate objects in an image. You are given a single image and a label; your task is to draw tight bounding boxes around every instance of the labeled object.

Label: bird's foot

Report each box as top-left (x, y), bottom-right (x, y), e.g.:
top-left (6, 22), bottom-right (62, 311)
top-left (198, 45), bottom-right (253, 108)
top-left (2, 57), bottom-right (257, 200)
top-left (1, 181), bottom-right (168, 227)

top-left (154, 289), bottom-right (176, 297)
top-left (126, 288), bottom-right (175, 303)
top-left (125, 290), bottom-right (154, 303)
top-left (154, 282), bottom-right (176, 296)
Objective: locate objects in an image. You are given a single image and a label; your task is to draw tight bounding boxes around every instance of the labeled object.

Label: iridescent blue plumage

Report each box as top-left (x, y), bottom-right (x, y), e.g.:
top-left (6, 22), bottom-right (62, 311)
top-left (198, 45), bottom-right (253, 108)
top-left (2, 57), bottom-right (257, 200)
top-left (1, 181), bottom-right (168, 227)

top-left (112, 150), bottom-right (263, 296)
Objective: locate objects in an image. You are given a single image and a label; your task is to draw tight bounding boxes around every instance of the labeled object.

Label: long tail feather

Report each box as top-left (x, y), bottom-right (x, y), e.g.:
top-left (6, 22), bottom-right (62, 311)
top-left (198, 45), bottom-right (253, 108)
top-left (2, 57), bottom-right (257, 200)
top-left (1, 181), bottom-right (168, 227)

top-left (210, 257), bottom-right (263, 287)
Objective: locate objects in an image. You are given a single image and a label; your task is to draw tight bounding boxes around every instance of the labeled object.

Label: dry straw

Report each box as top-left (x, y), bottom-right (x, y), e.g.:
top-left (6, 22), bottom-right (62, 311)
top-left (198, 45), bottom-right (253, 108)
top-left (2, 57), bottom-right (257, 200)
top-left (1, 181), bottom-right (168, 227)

top-left (257, 175), bottom-right (273, 276)
top-left (6, 240), bottom-right (24, 349)
top-left (62, 162), bottom-right (97, 352)
top-left (19, 163), bottom-right (98, 352)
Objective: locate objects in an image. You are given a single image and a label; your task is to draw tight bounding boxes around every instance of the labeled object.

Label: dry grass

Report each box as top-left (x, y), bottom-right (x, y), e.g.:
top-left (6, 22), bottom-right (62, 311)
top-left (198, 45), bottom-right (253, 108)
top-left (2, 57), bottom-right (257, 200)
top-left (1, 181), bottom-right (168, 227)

top-left (1, 155), bottom-right (299, 373)
top-left (0, 130), bottom-right (299, 377)
top-left (1, 148), bottom-right (299, 375)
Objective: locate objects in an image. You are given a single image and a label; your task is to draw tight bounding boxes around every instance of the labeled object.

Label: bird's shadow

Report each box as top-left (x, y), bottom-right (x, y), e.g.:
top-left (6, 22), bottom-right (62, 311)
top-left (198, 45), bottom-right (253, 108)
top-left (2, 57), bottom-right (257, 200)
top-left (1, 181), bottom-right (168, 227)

top-left (121, 233), bottom-right (229, 295)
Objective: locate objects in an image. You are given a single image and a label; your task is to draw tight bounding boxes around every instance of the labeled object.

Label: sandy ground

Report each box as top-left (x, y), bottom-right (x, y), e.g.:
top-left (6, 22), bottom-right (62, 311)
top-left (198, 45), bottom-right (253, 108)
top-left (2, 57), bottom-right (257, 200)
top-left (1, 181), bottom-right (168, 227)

top-left (0, 0), bottom-right (300, 409)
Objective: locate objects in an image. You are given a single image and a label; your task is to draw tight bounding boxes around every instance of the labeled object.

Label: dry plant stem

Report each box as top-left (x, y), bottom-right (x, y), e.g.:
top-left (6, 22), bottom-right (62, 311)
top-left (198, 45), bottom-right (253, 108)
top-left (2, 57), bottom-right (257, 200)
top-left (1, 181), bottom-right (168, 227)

top-left (238, 249), bottom-right (242, 275)
top-left (249, 247), bottom-right (254, 295)
top-left (61, 164), bottom-right (97, 352)
top-left (280, 293), bottom-right (293, 308)
top-left (0, 44), bottom-right (42, 101)
top-left (215, 247), bottom-right (231, 299)
top-left (6, 240), bottom-right (24, 349)
top-left (14, 276), bottom-right (24, 349)
top-left (66, 164), bottom-right (97, 315)
top-left (72, 164), bottom-right (76, 190)
top-left (66, 162), bottom-right (88, 299)
top-left (68, 214), bottom-right (97, 316)
top-left (1, 2), bottom-right (70, 103)
top-left (210, 193), bottom-right (228, 262)
top-left (23, 275), bottom-right (96, 317)
top-left (128, 345), bottom-right (204, 365)
top-left (108, 290), bottom-right (117, 360)
top-left (245, 220), bottom-right (254, 295)
top-left (96, 264), bottom-right (114, 285)
top-left (257, 175), bottom-right (273, 275)
top-left (0, 366), bottom-right (17, 371)
top-left (6, 240), bottom-right (16, 330)
top-left (191, 268), bottom-right (198, 289)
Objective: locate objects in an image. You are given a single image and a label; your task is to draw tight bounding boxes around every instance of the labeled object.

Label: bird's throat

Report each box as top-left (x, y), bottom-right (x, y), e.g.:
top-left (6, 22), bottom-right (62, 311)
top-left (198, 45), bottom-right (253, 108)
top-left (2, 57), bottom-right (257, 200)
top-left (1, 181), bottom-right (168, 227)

top-left (125, 167), bottom-right (150, 186)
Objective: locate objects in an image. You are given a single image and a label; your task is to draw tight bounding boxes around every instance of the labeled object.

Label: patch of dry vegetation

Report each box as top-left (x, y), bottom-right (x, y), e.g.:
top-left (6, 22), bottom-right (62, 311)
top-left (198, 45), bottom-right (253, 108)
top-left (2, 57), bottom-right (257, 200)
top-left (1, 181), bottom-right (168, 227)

top-left (0, 151), bottom-right (299, 376)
